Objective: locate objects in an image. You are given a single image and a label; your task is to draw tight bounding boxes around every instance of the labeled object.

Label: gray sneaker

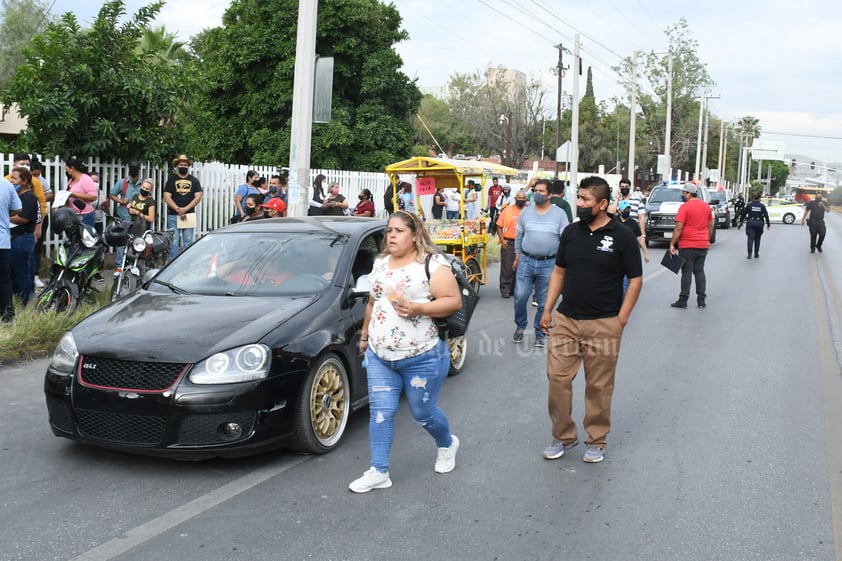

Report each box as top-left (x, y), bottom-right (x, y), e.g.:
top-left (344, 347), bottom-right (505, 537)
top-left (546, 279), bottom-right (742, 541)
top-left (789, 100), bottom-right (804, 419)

top-left (534, 335), bottom-right (546, 348)
top-left (583, 445), bottom-right (604, 463)
top-left (512, 328), bottom-right (524, 343)
top-left (542, 438), bottom-right (579, 459)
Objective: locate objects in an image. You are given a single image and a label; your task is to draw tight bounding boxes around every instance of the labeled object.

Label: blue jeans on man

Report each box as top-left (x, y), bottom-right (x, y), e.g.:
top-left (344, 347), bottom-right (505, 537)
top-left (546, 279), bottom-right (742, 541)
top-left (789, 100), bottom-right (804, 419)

top-left (363, 339), bottom-right (452, 472)
top-left (514, 253), bottom-right (554, 337)
top-left (10, 233), bottom-right (34, 305)
top-left (167, 214), bottom-right (195, 260)
top-left (0, 248), bottom-right (13, 321)
top-left (446, 210), bottom-right (459, 219)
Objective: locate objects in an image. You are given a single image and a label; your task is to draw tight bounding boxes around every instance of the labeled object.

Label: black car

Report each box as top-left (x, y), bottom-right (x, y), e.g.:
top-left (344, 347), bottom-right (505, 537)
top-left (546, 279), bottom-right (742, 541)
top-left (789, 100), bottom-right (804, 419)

top-left (44, 217), bottom-right (396, 459)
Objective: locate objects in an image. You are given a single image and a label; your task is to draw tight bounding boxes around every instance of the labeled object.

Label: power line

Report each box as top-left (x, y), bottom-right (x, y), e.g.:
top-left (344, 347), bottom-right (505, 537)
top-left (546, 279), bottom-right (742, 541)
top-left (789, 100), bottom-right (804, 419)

top-left (764, 131), bottom-right (842, 141)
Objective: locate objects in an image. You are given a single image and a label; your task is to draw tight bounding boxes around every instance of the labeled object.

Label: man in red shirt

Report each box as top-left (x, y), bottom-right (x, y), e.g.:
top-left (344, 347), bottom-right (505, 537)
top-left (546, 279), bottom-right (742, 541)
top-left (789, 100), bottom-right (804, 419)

top-left (668, 183), bottom-right (713, 309)
top-left (486, 177), bottom-right (503, 234)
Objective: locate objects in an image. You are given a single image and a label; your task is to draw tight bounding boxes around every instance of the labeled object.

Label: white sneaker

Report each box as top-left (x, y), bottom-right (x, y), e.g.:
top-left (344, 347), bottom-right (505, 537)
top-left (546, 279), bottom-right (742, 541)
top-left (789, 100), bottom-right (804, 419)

top-left (34, 276), bottom-right (45, 289)
top-left (434, 434), bottom-right (460, 473)
top-left (348, 467), bottom-right (392, 493)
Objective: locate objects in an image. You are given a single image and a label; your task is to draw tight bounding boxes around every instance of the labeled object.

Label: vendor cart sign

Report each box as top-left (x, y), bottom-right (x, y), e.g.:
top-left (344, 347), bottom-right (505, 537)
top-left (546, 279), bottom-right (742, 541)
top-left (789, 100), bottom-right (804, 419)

top-left (416, 176), bottom-right (437, 195)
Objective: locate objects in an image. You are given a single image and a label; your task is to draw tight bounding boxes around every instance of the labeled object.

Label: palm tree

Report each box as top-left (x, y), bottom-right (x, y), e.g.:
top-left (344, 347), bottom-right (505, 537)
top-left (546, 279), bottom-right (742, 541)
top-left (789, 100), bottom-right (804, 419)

top-left (736, 115), bottom-right (761, 147)
top-left (137, 26), bottom-right (189, 65)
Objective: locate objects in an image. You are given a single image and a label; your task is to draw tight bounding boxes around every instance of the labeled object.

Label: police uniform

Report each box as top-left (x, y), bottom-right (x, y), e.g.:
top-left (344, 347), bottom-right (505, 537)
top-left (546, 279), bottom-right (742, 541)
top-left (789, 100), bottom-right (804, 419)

top-left (740, 199), bottom-right (770, 259)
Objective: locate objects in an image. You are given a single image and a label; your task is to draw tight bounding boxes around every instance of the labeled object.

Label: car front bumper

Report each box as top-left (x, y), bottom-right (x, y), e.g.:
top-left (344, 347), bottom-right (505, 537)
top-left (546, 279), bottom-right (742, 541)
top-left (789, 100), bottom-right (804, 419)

top-left (44, 356), bottom-right (307, 459)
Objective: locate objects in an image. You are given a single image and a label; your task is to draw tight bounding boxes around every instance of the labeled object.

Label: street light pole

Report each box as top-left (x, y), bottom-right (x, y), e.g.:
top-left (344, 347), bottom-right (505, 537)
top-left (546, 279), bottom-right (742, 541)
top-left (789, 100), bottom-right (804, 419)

top-left (627, 50), bottom-right (638, 185)
top-left (505, 111), bottom-right (512, 168)
top-left (554, 44), bottom-right (564, 178)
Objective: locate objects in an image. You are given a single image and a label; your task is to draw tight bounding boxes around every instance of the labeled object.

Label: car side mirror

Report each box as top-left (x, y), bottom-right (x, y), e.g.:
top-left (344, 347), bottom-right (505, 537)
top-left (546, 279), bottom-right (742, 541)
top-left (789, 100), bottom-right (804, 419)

top-left (351, 274), bottom-right (371, 298)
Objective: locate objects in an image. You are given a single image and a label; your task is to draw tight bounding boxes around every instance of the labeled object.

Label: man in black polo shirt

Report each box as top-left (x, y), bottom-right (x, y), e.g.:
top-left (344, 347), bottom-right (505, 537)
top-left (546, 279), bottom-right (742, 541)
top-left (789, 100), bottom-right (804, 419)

top-left (539, 176), bottom-right (642, 464)
top-left (801, 193), bottom-right (829, 253)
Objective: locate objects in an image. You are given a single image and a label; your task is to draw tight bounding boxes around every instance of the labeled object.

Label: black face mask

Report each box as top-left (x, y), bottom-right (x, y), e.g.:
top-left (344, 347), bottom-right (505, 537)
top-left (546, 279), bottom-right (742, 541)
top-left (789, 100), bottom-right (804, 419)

top-left (244, 206), bottom-right (255, 215)
top-left (515, 200), bottom-right (526, 208)
top-left (577, 206), bottom-right (597, 223)
top-left (140, 190), bottom-right (151, 197)
top-left (620, 208), bottom-right (631, 219)
top-left (177, 167), bottom-right (189, 175)
top-left (620, 187), bottom-right (630, 196)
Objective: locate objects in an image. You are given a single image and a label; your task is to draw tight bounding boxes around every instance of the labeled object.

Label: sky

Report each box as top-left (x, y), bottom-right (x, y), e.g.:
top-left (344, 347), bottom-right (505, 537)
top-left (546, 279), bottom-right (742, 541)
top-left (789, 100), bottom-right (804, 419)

top-left (49, 0), bottom-right (842, 164)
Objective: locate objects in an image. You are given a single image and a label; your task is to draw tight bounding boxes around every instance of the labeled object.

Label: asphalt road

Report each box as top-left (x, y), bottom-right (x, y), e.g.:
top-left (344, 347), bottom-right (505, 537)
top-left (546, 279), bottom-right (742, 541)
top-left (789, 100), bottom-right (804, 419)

top-left (1, 215), bottom-right (841, 561)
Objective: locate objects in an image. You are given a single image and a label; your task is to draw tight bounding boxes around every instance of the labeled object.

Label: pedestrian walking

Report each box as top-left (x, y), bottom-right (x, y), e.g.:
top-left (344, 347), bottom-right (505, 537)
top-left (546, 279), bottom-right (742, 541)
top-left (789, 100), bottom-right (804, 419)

top-left (512, 179), bottom-right (569, 347)
top-left (8, 167), bottom-right (39, 305)
top-left (350, 211), bottom-right (461, 493)
top-left (802, 193), bottom-right (829, 253)
top-left (738, 193), bottom-right (771, 259)
top-left (539, 175), bottom-right (642, 464)
top-left (668, 183), bottom-right (713, 309)
top-left (495, 189), bottom-right (527, 298)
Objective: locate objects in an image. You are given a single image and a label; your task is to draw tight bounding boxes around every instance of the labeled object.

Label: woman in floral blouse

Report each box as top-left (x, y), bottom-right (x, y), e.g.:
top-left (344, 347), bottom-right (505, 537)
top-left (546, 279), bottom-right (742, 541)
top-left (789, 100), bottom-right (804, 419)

top-left (349, 211), bottom-right (462, 493)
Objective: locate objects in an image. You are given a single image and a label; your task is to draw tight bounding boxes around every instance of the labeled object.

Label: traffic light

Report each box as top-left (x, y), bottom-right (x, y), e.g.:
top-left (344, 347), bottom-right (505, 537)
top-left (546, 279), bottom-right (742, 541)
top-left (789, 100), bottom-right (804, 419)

top-left (791, 158), bottom-right (796, 168)
top-left (811, 161), bottom-right (815, 170)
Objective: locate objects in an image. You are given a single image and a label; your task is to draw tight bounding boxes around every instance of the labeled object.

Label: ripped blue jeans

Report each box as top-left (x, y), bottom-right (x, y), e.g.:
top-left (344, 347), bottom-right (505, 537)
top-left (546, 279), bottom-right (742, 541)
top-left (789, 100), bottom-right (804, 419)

top-left (364, 339), bottom-right (452, 472)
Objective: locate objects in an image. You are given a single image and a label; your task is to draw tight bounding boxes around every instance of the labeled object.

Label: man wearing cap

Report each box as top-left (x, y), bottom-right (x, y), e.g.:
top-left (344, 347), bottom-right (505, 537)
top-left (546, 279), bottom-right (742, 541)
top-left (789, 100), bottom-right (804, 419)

top-left (163, 155), bottom-right (203, 260)
top-left (668, 183), bottom-right (713, 309)
top-left (109, 161), bottom-right (144, 271)
top-left (260, 197), bottom-right (287, 218)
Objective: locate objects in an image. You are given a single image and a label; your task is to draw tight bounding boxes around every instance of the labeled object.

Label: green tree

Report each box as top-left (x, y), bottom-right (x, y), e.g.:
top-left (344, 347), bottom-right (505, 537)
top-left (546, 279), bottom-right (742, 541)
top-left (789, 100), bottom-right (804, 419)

top-left (1, 1), bottom-right (191, 162)
top-left (187, 0), bottom-right (421, 171)
top-left (616, 18), bottom-right (714, 177)
top-left (413, 93), bottom-right (474, 157)
top-left (0, 0), bottom-right (56, 90)
top-left (137, 25), bottom-right (190, 65)
top-left (750, 159), bottom-right (788, 195)
top-left (444, 66), bottom-right (547, 168)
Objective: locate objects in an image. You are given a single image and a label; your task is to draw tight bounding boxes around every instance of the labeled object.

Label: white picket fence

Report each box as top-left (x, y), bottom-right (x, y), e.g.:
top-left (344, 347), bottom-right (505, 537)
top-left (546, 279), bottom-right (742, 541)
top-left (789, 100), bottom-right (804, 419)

top-left (1, 154), bottom-right (394, 256)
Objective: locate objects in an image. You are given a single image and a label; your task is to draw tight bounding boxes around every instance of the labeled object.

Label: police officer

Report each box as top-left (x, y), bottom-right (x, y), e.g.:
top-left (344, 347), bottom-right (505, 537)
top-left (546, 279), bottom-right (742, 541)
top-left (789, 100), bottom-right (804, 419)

top-left (739, 193), bottom-right (770, 259)
top-left (733, 193), bottom-right (745, 227)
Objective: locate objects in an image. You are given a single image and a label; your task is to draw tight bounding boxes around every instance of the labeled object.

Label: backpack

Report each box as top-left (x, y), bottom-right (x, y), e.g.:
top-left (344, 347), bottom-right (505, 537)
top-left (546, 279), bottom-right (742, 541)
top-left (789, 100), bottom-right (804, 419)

top-left (424, 253), bottom-right (480, 339)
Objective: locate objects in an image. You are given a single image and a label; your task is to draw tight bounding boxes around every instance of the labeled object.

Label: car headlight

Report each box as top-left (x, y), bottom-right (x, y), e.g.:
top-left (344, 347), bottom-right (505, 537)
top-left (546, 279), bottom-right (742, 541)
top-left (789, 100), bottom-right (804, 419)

top-left (132, 236), bottom-right (148, 253)
top-left (50, 332), bottom-right (78, 375)
top-left (81, 227), bottom-right (98, 249)
top-left (189, 344), bottom-right (271, 384)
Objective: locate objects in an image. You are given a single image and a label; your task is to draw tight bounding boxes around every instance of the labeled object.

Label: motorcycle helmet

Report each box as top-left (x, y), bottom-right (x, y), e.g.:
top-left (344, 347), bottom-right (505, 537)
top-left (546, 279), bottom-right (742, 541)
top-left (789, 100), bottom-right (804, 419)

top-left (104, 220), bottom-right (131, 247)
top-left (52, 207), bottom-right (79, 236)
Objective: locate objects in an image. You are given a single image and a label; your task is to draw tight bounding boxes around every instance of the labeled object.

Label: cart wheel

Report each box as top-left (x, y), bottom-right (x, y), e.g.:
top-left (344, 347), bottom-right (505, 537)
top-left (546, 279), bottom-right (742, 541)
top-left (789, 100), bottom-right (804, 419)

top-left (447, 335), bottom-right (467, 376)
top-left (465, 258), bottom-right (481, 293)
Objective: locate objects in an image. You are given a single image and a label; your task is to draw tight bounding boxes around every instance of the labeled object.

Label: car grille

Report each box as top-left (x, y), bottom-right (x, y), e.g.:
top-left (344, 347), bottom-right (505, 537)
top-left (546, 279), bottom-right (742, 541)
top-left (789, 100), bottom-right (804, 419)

top-left (45, 395), bottom-right (74, 433)
top-left (651, 214), bottom-right (675, 226)
top-left (178, 412), bottom-right (256, 445)
top-left (78, 357), bottom-right (187, 392)
top-left (76, 409), bottom-right (167, 446)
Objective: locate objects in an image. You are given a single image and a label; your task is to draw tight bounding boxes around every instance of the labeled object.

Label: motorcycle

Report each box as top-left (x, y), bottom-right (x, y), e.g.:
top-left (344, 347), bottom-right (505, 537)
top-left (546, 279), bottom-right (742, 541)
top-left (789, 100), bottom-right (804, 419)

top-left (106, 221), bottom-right (173, 302)
top-left (36, 201), bottom-right (108, 314)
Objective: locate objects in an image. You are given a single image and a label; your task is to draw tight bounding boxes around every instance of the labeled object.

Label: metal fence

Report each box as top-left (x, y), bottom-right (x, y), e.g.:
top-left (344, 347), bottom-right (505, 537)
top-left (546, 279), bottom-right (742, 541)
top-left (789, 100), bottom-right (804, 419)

top-left (2, 154), bottom-right (394, 256)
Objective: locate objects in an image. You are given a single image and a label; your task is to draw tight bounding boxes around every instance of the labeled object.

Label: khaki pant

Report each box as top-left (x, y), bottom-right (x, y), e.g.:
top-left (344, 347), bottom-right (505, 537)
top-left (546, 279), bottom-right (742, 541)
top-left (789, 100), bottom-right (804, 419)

top-left (547, 312), bottom-right (624, 448)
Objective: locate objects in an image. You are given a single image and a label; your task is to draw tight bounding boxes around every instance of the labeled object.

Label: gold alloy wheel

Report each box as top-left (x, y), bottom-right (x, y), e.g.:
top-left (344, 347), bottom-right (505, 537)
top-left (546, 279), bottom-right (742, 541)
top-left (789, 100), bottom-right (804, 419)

top-left (309, 359), bottom-right (348, 446)
top-left (448, 335), bottom-right (467, 375)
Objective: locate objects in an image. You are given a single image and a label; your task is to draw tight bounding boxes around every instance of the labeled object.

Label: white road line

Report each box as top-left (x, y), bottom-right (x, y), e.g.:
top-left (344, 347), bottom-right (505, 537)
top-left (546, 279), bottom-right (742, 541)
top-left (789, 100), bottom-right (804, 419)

top-left (68, 455), bottom-right (309, 561)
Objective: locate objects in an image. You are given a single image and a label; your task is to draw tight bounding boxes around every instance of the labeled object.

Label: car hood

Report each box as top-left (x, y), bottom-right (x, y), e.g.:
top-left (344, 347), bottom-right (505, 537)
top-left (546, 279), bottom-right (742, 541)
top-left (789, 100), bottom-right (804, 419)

top-left (648, 201), bottom-right (683, 214)
top-left (71, 291), bottom-right (318, 363)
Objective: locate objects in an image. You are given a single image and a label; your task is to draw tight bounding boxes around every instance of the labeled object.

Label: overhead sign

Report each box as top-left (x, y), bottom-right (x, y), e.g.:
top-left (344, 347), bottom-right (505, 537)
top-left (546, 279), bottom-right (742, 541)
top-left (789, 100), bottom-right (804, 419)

top-left (750, 140), bottom-right (785, 162)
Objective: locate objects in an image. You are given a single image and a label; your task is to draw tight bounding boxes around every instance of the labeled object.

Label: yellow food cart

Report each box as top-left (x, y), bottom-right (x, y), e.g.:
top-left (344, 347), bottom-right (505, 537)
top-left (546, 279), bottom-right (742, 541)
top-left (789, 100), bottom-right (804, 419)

top-left (385, 156), bottom-right (519, 293)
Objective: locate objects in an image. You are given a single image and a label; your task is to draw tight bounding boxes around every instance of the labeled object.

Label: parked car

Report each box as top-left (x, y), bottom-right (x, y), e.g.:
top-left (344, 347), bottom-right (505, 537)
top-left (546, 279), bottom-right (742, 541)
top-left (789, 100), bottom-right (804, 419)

top-left (760, 198), bottom-right (805, 224)
top-left (44, 217), bottom-right (395, 459)
top-left (644, 183), bottom-right (717, 246)
top-left (710, 188), bottom-right (733, 229)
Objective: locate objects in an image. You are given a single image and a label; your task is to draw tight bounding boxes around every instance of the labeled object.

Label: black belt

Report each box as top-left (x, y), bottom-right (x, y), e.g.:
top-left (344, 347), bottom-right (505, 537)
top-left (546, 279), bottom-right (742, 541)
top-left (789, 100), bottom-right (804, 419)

top-left (521, 250), bottom-right (556, 261)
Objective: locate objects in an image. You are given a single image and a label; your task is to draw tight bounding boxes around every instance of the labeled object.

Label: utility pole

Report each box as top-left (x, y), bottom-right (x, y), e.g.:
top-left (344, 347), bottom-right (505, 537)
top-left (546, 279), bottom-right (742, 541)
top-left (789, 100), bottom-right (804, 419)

top-left (288, 0), bottom-right (318, 217)
top-left (716, 120), bottom-right (725, 185)
top-left (570, 33), bottom-right (581, 191)
top-left (701, 101), bottom-right (711, 184)
top-left (627, 51), bottom-right (637, 184)
top-left (664, 51), bottom-right (673, 180)
top-left (553, 44), bottom-right (565, 178)
top-left (694, 93), bottom-right (705, 180)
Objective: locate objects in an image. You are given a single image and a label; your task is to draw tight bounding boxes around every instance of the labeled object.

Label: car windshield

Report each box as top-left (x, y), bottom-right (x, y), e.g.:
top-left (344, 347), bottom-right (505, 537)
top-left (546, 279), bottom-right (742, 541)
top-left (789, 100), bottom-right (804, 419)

top-left (154, 231), bottom-right (348, 296)
top-left (648, 188), bottom-right (683, 204)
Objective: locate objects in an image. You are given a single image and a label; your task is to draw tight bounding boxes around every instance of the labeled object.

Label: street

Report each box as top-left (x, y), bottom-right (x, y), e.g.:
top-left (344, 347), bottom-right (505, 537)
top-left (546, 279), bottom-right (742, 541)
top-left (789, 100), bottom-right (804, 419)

top-left (1, 215), bottom-right (841, 561)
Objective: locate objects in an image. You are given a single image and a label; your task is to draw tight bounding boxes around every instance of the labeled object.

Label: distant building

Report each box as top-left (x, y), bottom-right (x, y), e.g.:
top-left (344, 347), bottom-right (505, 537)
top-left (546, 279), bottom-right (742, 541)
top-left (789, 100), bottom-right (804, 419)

top-left (0, 104), bottom-right (26, 144)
